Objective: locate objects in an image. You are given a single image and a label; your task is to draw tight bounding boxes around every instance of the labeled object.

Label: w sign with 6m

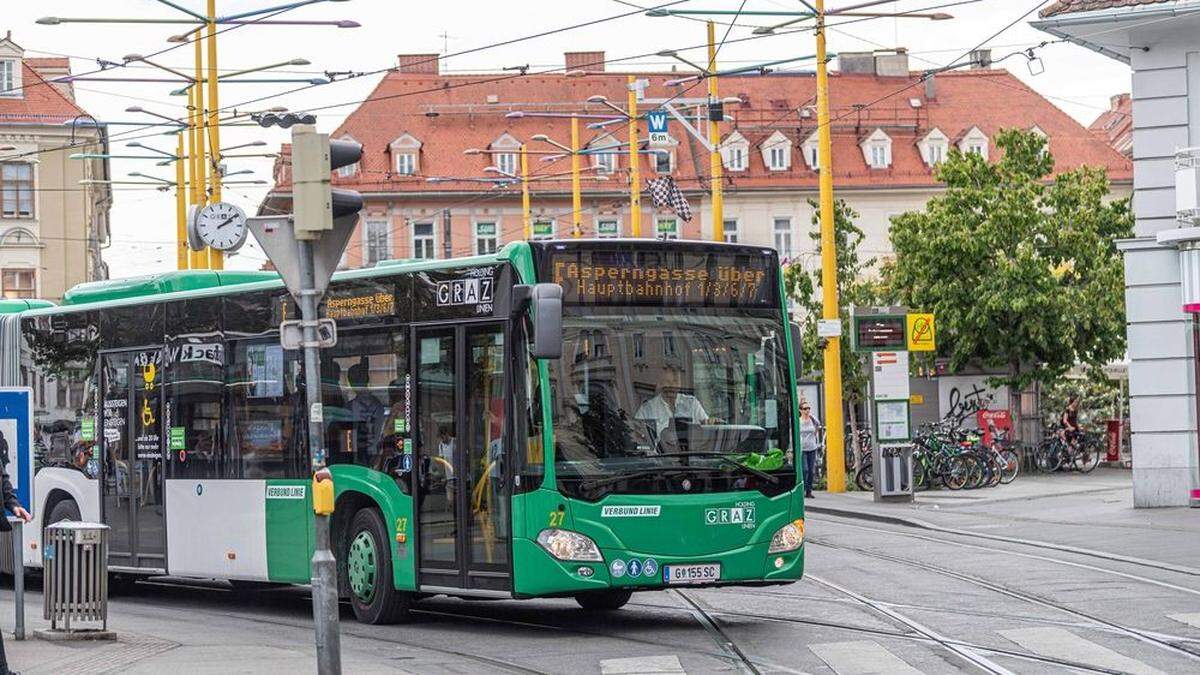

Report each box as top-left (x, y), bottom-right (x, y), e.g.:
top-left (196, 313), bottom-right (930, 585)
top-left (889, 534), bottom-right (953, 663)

top-left (647, 110), bottom-right (672, 147)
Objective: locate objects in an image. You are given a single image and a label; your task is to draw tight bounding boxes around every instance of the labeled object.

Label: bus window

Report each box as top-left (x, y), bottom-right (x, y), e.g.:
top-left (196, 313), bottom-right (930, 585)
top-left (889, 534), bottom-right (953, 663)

top-left (165, 299), bottom-right (226, 479)
top-left (466, 326), bottom-right (506, 564)
top-left (322, 330), bottom-right (408, 488)
top-left (22, 313), bottom-right (99, 476)
top-left (511, 318), bottom-right (544, 495)
top-left (226, 340), bottom-right (305, 479)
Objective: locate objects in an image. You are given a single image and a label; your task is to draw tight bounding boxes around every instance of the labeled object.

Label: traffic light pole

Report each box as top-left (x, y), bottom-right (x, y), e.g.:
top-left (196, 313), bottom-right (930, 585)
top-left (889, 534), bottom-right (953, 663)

top-left (298, 235), bottom-right (342, 675)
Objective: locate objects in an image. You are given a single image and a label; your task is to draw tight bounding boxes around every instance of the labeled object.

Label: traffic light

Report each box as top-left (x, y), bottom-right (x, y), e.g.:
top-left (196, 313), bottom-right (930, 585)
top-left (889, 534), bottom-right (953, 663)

top-left (292, 125), bottom-right (363, 238)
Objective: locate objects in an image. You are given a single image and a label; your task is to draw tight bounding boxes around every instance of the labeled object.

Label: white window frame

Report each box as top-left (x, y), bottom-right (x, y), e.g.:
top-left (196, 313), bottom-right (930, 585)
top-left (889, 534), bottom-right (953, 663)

top-left (592, 149), bottom-right (617, 174)
top-left (411, 220), bottom-right (436, 259)
top-left (958, 127), bottom-right (990, 160)
top-left (0, 60), bottom-right (21, 98)
top-left (596, 218), bottom-right (621, 238)
top-left (722, 219), bottom-right (739, 244)
top-left (336, 162), bottom-right (358, 178)
top-left (869, 143), bottom-right (888, 168)
top-left (767, 145), bottom-right (789, 171)
top-left (653, 149), bottom-right (674, 174)
top-left (495, 152), bottom-right (517, 176)
top-left (362, 218), bottom-right (392, 266)
top-left (474, 220), bottom-right (499, 254)
top-left (531, 219), bottom-right (555, 241)
top-left (1, 268), bottom-right (36, 299)
top-left (773, 217), bottom-right (793, 257)
top-left (395, 152), bottom-right (416, 176)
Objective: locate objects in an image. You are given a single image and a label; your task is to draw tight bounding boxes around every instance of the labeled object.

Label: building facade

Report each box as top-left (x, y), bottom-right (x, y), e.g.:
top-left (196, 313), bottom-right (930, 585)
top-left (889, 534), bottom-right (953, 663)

top-left (0, 33), bottom-right (110, 303)
top-left (1090, 93), bottom-right (1134, 157)
top-left (263, 49), bottom-right (1130, 277)
top-left (1034, 0), bottom-right (1200, 507)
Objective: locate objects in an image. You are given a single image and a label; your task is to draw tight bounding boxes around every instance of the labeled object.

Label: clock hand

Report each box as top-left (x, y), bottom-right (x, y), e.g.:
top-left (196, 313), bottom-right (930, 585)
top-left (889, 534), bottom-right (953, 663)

top-left (215, 215), bottom-right (237, 229)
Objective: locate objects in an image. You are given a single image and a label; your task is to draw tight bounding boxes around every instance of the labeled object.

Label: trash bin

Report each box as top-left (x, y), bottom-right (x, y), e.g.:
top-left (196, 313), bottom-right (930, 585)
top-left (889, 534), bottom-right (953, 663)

top-left (43, 522), bottom-right (108, 632)
top-left (874, 443), bottom-right (914, 501)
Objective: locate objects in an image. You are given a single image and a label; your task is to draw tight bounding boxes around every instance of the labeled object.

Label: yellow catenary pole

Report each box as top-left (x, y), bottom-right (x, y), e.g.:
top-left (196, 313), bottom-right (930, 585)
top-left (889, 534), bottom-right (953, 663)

top-left (627, 75), bottom-right (642, 237)
top-left (520, 144), bottom-right (531, 240)
top-left (816, 0), bottom-right (846, 493)
top-left (706, 21), bottom-right (724, 242)
top-left (187, 83), bottom-right (207, 270)
top-left (205, 0), bottom-right (223, 270)
top-left (191, 35), bottom-right (209, 270)
top-left (571, 115), bottom-right (582, 238)
top-left (176, 132), bottom-right (188, 270)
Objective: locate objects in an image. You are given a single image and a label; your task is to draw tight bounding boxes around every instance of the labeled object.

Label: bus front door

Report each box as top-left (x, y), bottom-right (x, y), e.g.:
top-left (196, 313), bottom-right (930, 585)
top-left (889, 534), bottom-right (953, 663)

top-left (100, 349), bottom-right (167, 571)
top-left (414, 323), bottom-right (511, 592)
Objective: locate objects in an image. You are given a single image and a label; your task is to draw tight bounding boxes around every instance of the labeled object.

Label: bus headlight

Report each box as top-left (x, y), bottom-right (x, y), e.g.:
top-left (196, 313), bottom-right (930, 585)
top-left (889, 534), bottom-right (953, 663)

top-left (537, 528), bottom-right (603, 562)
top-left (768, 519), bottom-right (805, 554)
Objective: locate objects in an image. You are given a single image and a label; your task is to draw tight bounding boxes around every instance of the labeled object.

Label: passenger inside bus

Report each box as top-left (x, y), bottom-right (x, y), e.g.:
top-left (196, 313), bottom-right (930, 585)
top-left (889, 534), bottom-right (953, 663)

top-left (345, 360), bottom-right (386, 465)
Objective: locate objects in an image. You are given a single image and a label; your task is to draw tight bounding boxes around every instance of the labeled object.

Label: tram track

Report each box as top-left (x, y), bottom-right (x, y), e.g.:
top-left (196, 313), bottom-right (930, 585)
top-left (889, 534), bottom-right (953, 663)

top-left (672, 589), bottom-right (762, 675)
top-left (809, 538), bottom-right (1200, 666)
top-left (814, 514), bottom-right (1200, 598)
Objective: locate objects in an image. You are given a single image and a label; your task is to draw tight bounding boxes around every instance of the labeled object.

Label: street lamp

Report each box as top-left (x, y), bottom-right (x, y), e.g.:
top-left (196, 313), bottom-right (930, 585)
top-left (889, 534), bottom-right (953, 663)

top-left (125, 106), bottom-right (186, 128)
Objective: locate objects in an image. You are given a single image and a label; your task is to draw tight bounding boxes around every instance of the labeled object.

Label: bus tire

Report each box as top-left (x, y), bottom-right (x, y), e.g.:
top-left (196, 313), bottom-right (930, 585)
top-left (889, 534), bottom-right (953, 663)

top-left (346, 508), bottom-right (411, 625)
top-left (574, 589), bottom-right (633, 611)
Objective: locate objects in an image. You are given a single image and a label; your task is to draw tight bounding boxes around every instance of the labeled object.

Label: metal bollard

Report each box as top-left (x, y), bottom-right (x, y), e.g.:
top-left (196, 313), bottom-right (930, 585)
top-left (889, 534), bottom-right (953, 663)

top-left (9, 517), bottom-right (22, 641)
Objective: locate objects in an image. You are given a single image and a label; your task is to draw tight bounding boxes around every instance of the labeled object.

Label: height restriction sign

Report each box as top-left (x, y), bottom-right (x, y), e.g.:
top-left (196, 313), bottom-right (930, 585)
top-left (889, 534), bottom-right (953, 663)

top-left (647, 109), bottom-right (672, 147)
top-left (907, 313), bottom-right (936, 352)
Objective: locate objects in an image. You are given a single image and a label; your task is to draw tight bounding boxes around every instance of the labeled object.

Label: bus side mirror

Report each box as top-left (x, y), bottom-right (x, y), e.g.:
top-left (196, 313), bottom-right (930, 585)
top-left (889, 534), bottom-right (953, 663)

top-left (790, 321), bottom-right (803, 378)
top-left (530, 283), bottom-right (563, 360)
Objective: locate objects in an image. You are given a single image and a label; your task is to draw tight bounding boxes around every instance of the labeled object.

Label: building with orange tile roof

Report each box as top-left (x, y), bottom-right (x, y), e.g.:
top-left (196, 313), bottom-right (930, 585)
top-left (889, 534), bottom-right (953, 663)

top-left (263, 48), bottom-right (1131, 273)
top-left (0, 33), bottom-right (110, 301)
top-left (1090, 93), bottom-right (1133, 157)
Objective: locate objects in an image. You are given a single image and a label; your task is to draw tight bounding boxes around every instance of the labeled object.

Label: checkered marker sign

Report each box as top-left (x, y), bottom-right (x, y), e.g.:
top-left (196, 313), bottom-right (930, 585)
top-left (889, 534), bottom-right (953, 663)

top-left (647, 176), bottom-right (692, 223)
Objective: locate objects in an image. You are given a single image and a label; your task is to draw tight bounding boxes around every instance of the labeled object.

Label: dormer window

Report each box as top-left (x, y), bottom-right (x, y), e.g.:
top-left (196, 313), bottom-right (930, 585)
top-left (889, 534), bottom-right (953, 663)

top-left (335, 135), bottom-right (359, 176)
top-left (1030, 125), bottom-right (1049, 156)
top-left (489, 132), bottom-right (521, 177)
top-left (802, 132), bottom-right (820, 171)
top-left (860, 129), bottom-right (892, 169)
top-left (761, 131), bottom-right (792, 171)
top-left (389, 133), bottom-right (421, 176)
top-left (720, 131), bottom-right (749, 172)
top-left (653, 148), bottom-right (674, 174)
top-left (958, 126), bottom-right (989, 160)
top-left (0, 60), bottom-right (20, 98)
top-left (918, 128), bottom-right (950, 168)
top-left (590, 142), bottom-right (618, 174)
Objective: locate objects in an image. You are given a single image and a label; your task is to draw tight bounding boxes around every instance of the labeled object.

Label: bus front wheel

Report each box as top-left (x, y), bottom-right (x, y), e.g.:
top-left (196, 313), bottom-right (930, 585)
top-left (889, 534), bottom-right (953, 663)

top-left (575, 589), bottom-right (633, 611)
top-left (345, 507), bottom-right (412, 625)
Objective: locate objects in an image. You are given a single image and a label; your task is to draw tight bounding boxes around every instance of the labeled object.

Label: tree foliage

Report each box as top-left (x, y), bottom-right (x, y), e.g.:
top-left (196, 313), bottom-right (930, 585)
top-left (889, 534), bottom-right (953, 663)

top-left (888, 128), bottom-right (1133, 389)
top-left (784, 199), bottom-right (882, 404)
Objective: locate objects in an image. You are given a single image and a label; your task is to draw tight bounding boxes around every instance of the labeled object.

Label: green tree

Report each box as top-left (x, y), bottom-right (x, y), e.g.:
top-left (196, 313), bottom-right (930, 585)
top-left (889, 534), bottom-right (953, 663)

top-left (784, 199), bottom-right (881, 406)
top-left (888, 128), bottom-right (1133, 390)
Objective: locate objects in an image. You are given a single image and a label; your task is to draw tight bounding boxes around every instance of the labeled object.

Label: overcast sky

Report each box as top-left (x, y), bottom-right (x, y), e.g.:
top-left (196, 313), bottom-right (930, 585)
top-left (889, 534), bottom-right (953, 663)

top-left (11, 0), bottom-right (1131, 277)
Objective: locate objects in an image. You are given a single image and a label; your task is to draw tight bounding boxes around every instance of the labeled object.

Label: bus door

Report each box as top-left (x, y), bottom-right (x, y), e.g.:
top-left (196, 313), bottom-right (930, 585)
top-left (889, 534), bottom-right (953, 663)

top-left (414, 323), bottom-right (511, 591)
top-left (100, 349), bottom-right (167, 571)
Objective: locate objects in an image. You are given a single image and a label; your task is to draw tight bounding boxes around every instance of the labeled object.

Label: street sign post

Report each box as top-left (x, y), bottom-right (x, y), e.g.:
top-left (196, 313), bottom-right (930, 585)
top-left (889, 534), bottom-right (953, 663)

top-left (246, 123), bottom-right (362, 675)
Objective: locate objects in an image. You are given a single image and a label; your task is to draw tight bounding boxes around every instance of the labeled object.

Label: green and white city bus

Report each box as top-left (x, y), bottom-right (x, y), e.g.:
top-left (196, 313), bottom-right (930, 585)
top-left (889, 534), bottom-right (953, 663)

top-left (1, 238), bottom-right (806, 623)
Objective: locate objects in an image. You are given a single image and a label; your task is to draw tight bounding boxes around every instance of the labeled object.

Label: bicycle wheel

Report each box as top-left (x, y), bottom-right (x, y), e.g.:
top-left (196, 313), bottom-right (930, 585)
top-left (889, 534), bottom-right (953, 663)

top-left (1035, 441), bottom-right (1062, 473)
top-left (913, 460), bottom-right (930, 491)
top-left (1073, 438), bottom-right (1102, 473)
top-left (985, 453), bottom-right (1003, 488)
top-left (855, 463), bottom-right (874, 491)
top-left (943, 455), bottom-right (969, 490)
top-left (999, 448), bottom-right (1020, 484)
top-left (961, 454), bottom-right (985, 489)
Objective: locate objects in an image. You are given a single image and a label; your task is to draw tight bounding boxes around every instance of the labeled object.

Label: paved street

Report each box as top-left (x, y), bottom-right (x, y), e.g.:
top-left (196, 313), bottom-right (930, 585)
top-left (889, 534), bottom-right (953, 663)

top-left (2, 469), bottom-right (1197, 674)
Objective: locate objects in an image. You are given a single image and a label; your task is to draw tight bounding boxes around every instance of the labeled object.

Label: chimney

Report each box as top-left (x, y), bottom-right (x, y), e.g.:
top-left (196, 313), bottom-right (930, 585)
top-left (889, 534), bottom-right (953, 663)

top-left (564, 51), bottom-right (605, 73)
top-left (924, 73), bottom-right (936, 101)
top-left (397, 54), bottom-right (440, 75)
top-left (969, 49), bottom-right (992, 69)
top-left (873, 48), bottom-right (909, 77)
top-left (837, 52), bottom-right (875, 75)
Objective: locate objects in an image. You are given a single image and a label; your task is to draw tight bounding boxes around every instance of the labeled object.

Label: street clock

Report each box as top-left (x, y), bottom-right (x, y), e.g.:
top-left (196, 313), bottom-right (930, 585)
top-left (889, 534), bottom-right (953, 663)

top-left (189, 201), bottom-right (249, 252)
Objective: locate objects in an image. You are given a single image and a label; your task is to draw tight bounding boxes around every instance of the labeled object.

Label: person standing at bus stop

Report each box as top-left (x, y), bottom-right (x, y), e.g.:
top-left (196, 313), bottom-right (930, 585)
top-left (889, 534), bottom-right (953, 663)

top-left (0, 454), bottom-right (32, 675)
top-left (799, 401), bottom-right (822, 499)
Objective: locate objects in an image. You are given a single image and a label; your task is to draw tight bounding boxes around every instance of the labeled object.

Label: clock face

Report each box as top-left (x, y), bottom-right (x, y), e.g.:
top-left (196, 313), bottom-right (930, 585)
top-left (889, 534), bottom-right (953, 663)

top-left (195, 202), bottom-right (248, 251)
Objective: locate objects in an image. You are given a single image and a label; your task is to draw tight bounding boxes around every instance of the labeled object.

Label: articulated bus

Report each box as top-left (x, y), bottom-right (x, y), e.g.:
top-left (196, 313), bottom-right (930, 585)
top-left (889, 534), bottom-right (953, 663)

top-left (0, 239), bottom-right (805, 623)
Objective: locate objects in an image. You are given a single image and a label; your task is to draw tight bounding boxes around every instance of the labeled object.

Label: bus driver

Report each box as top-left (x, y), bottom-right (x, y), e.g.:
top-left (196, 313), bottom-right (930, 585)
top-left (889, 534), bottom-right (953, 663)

top-left (635, 368), bottom-right (713, 441)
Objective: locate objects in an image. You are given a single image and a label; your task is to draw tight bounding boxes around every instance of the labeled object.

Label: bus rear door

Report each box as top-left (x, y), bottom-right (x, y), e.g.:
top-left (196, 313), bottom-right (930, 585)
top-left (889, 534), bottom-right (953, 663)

top-left (100, 349), bottom-right (167, 571)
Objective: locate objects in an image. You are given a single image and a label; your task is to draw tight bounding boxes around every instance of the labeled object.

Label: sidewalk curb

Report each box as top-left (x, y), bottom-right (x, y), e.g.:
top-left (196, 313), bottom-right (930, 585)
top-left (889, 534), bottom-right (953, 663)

top-left (806, 504), bottom-right (1200, 578)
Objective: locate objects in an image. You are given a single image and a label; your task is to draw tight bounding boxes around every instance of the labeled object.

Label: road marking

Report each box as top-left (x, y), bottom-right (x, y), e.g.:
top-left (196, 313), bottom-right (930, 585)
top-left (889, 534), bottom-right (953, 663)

top-left (1169, 613), bottom-right (1200, 630)
top-left (600, 655), bottom-right (686, 675)
top-left (1000, 627), bottom-right (1165, 675)
top-left (809, 640), bottom-right (922, 675)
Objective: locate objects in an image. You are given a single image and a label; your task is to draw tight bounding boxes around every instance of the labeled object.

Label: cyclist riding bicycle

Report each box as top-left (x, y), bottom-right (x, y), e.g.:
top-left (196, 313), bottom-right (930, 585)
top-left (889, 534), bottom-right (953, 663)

top-left (1059, 395), bottom-right (1083, 449)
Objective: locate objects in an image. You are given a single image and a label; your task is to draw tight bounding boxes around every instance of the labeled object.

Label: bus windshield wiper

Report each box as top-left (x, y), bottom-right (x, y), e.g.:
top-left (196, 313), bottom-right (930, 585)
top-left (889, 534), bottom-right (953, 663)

top-left (580, 467), bottom-right (684, 492)
top-left (655, 452), bottom-right (779, 484)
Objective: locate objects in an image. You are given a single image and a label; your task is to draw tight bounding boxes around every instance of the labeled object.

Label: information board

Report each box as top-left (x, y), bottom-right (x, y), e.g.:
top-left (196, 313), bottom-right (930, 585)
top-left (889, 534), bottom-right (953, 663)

top-left (0, 388), bottom-right (33, 512)
top-left (854, 315), bottom-right (907, 351)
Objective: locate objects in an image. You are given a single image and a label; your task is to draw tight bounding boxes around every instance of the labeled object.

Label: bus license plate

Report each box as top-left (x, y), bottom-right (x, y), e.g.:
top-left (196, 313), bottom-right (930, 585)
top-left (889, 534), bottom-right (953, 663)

top-left (663, 563), bottom-right (721, 585)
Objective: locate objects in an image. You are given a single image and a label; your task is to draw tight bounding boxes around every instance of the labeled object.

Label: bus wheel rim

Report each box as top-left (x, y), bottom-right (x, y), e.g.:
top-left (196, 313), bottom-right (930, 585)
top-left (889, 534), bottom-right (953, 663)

top-left (348, 530), bottom-right (378, 603)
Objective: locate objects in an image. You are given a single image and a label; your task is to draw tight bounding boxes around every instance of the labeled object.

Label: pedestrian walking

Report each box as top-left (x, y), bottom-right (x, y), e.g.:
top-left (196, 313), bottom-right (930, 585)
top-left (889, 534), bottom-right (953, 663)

top-left (799, 401), bottom-right (823, 499)
top-left (0, 452), bottom-right (31, 675)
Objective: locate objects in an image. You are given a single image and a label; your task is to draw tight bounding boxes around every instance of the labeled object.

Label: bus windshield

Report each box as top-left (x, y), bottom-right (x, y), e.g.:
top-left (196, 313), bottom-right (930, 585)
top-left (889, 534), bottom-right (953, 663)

top-left (548, 307), bottom-right (794, 497)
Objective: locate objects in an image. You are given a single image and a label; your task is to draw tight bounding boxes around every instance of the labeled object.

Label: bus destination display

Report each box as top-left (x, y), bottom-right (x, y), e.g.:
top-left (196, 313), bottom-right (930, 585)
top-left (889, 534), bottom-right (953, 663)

top-left (548, 249), bottom-right (775, 307)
